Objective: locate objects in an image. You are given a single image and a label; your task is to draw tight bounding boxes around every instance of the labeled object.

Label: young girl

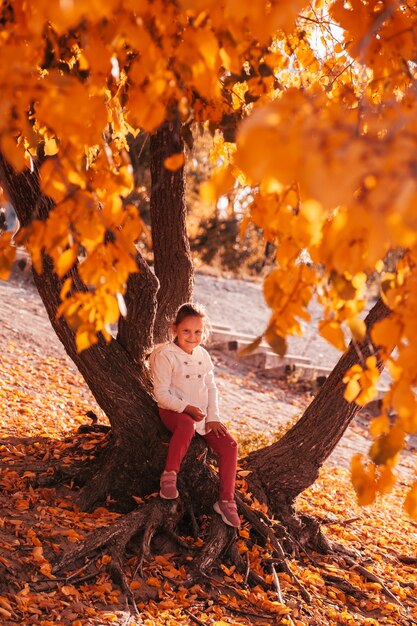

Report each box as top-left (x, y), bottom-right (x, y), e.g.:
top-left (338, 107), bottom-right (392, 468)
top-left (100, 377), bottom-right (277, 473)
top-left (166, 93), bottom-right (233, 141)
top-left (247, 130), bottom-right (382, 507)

top-left (149, 303), bottom-right (240, 528)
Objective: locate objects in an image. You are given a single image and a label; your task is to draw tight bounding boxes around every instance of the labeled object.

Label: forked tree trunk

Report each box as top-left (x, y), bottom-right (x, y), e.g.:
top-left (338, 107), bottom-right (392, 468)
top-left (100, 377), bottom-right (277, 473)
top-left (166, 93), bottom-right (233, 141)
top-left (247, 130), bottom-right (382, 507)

top-left (0, 123), bottom-right (194, 511)
top-left (246, 298), bottom-right (391, 522)
top-left (1, 141), bottom-right (393, 548)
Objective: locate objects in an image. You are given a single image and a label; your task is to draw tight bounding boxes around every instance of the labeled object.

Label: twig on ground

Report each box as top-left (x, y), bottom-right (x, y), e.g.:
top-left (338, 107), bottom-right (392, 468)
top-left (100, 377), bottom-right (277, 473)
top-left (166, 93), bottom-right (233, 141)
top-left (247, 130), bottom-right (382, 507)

top-left (271, 564), bottom-right (296, 626)
top-left (122, 604), bottom-right (141, 626)
top-left (205, 574), bottom-right (286, 622)
top-left (397, 555), bottom-right (417, 565)
top-left (237, 496), bottom-right (312, 604)
top-left (322, 517), bottom-right (361, 527)
top-left (322, 573), bottom-right (367, 600)
top-left (244, 552), bottom-right (250, 586)
top-left (183, 608), bottom-right (207, 626)
top-left (66, 558), bottom-right (96, 580)
top-left (344, 556), bottom-right (404, 608)
top-left (31, 571), bottom-right (98, 592)
top-left (271, 564), bottom-right (284, 603)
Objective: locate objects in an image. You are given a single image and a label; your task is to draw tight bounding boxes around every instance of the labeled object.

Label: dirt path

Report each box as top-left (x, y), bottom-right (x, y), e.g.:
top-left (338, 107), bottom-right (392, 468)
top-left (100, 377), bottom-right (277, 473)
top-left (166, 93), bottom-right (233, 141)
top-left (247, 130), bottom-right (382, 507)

top-left (0, 268), bottom-right (414, 479)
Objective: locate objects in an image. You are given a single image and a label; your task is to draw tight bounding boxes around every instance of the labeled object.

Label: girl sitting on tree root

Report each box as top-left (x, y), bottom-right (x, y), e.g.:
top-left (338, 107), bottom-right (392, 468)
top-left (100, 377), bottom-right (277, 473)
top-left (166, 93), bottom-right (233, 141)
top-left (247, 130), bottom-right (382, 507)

top-left (150, 303), bottom-right (240, 528)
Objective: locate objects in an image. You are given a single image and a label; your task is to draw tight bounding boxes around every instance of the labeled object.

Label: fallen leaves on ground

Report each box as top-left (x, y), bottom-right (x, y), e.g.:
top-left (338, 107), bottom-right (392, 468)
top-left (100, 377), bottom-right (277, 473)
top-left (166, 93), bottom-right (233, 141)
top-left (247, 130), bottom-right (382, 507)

top-left (1, 340), bottom-right (416, 625)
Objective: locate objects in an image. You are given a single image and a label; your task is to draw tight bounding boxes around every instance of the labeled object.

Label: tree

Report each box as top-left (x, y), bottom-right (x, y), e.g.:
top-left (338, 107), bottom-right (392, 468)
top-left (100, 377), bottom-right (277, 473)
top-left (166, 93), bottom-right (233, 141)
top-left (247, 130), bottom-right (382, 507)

top-left (1, 0), bottom-right (417, 605)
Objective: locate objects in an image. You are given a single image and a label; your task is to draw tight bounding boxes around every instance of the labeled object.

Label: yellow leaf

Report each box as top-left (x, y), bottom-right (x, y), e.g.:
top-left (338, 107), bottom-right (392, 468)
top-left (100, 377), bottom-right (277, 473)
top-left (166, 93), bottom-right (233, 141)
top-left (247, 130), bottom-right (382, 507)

top-left (40, 159), bottom-right (68, 204)
top-left (344, 378), bottom-right (361, 403)
top-left (369, 425), bottom-right (405, 466)
top-left (200, 166), bottom-right (235, 204)
top-left (67, 169), bottom-right (87, 189)
top-left (164, 153), bottom-right (185, 171)
top-left (32, 546), bottom-right (44, 562)
top-left (369, 414), bottom-right (390, 437)
top-left (56, 247), bottom-right (77, 278)
top-left (343, 357), bottom-right (379, 406)
top-left (44, 137), bottom-right (59, 156)
top-left (60, 277), bottom-right (73, 299)
top-left (351, 454), bottom-right (377, 506)
top-left (0, 232), bottom-right (17, 280)
top-left (61, 585), bottom-right (78, 596)
top-left (76, 330), bottom-right (98, 352)
top-left (371, 316), bottom-right (402, 354)
top-left (348, 317), bottom-right (367, 342)
top-left (0, 598), bottom-right (13, 612)
top-left (130, 581), bottom-right (142, 590)
top-left (40, 563), bottom-right (55, 579)
top-left (0, 607), bottom-right (12, 619)
top-left (376, 465), bottom-right (396, 495)
top-left (319, 320), bottom-right (346, 351)
top-left (0, 134), bottom-right (26, 171)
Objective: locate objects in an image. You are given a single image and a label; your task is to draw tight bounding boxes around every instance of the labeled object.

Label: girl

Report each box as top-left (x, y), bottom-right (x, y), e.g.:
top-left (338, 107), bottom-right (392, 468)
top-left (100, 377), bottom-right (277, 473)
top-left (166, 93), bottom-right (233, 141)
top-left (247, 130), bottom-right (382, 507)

top-left (149, 303), bottom-right (240, 528)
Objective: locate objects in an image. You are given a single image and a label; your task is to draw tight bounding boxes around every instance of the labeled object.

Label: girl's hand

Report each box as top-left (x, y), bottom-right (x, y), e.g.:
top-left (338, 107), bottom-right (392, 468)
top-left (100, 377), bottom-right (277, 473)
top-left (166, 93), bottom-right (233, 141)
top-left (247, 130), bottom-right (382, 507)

top-left (185, 405), bottom-right (205, 422)
top-left (206, 421), bottom-right (228, 437)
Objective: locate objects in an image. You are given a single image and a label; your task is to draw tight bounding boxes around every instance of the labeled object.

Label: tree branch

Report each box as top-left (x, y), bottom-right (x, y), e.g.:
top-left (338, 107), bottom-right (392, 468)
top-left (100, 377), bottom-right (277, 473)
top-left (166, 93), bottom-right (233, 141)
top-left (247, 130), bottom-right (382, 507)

top-left (246, 298), bottom-right (391, 510)
top-left (149, 118), bottom-right (194, 343)
top-left (117, 251), bottom-right (159, 363)
top-left (0, 151), bottom-right (156, 441)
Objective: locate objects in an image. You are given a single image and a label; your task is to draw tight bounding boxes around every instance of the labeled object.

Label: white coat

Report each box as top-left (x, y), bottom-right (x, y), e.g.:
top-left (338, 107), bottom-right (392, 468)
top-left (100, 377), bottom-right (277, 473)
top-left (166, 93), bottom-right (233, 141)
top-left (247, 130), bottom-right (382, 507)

top-left (149, 342), bottom-right (221, 435)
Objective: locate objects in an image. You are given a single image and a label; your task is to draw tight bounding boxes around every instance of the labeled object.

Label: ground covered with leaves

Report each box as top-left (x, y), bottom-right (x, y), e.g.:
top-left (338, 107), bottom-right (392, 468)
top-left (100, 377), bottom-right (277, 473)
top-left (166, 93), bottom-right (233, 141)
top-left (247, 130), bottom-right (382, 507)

top-left (1, 333), bottom-right (417, 626)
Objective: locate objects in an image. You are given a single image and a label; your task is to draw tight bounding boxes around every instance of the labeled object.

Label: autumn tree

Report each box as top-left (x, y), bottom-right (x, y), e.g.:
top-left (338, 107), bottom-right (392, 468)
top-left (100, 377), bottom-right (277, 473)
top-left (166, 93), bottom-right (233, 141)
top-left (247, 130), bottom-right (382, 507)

top-left (1, 0), bottom-right (417, 601)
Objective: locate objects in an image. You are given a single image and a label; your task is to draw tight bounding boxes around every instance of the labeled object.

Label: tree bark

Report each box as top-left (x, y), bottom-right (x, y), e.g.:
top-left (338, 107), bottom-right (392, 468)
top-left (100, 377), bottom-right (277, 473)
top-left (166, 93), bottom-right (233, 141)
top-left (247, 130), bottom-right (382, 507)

top-left (0, 152), bottom-right (165, 506)
top-left (0, 138), bottom-right (196, 512)
top-left (245, 297), bottom-right (391, 516)
top-left (150, 119), bottom-right (194, 343)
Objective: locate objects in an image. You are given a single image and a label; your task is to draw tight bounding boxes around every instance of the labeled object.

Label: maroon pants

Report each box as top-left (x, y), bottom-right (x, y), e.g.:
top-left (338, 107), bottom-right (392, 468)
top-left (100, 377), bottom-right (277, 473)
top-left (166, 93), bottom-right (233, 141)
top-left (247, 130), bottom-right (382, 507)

top-left (159, 408), bottom-right (238, 501)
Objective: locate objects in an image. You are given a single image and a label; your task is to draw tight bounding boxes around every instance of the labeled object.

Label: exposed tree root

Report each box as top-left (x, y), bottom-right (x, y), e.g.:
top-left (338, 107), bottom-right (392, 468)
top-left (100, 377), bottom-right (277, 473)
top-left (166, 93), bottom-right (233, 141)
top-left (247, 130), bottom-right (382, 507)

top-left (52, 487), bottom-right (315, 618)
top-left (7, 434), bottom-right (410, 622)
top-left (54, 499), bottom-right (182, 574)
top-left (343, 555), bottom-right (405, 609)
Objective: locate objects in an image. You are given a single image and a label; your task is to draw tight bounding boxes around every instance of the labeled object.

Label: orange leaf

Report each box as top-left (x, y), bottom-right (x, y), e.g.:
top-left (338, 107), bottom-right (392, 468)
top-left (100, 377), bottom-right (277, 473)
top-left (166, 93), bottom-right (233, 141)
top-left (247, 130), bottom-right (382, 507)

top-left (164, 153), bottom-right (185, 171)
top-left (56, 247), bottom-right (78, 278)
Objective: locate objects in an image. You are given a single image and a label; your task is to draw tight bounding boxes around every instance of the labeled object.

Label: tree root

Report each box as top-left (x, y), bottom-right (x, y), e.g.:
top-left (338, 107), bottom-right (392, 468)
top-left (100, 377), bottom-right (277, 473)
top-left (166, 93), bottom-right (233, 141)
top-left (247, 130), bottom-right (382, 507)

top-left (343, 555), bottom-right (405, 609)
top-left (190, 515), bottom-right (234, 578)
top-left (319, 550), bottom-right (417, 624)
top-left (48, 465), bottom-right (408, 624)
top-left (54, 498), bottom-right (182, 574)
top-left (236, 495), bottom-right (312, 603)
top-left (52, 492), bottom-right (284, 616)
top-left (53, 497), bottom-right (182, 613)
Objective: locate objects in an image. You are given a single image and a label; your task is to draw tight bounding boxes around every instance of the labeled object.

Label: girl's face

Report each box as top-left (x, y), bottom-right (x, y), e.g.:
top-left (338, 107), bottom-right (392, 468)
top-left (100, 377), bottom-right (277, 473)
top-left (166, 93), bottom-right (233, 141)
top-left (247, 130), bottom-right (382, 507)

top-left (173, 315), bottom-right (204, 354)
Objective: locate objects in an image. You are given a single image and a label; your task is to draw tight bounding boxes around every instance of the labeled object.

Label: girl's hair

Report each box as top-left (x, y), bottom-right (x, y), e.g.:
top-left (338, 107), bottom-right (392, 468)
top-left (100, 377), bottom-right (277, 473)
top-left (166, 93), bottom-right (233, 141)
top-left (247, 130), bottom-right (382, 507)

top-left (173, 302), bottom-right (210, 342)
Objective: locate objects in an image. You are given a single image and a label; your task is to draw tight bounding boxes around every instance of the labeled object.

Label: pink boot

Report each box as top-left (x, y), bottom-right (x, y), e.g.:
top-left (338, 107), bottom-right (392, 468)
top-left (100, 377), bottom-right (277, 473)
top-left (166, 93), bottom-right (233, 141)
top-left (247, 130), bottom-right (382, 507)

top-left (213, 500), bottom-right (241, 528)
top-left (160, 471), bottom-right (178, 499)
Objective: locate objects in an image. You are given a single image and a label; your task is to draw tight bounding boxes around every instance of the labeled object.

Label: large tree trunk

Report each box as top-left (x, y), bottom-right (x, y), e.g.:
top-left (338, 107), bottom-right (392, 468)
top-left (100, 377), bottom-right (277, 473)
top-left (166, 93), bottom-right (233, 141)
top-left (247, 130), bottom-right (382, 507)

top-left (0, 124), bottom-right (194, 511)
top-left (150, 118), bottom-right (194, 343)
top-left (245, 298), bottom-right (391, 535)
